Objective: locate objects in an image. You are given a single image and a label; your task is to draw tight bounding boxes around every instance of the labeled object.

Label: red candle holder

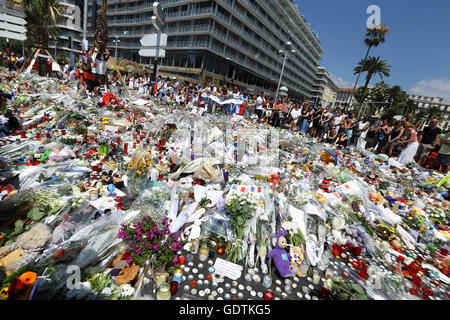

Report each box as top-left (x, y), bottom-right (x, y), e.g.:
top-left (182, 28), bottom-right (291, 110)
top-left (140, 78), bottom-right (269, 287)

top-left (320, 286), bottom-right (330, 300)
top-left (358, 263), bottom-right (368, 279)
top-left (179, 256), bottom-right (186, 266)
top-left (117, 203), bottom-right (123, 210)
top-left (353, 246), bottom-right (362, 257)
top-left (170, 281), bottom-right (178, 296)
top-left (21, 130), bottom-right (26, 138)
top-left (123, 143), bottom-right (128, 155)
top-left (264, 290), bottom-right (274, 300)
top-left (62, 129), bottom-right (66, 136)
top-left (36, 133), bottom-right (41, 139)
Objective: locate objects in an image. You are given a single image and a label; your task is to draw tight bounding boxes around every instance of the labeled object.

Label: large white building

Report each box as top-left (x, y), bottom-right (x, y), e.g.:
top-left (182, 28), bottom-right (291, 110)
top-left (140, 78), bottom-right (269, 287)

top-left (408, 94), bottom-right (450, 130)
top-left (310, 66), bottom-right (338, 106)
top-left (86, 0), bottom-right (324, 100)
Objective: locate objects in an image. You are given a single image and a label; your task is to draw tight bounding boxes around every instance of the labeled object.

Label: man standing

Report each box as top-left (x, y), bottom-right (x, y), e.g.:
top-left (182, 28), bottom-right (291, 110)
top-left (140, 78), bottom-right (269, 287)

top-left (415, 118), bottom-right (442, 165)
top-left (255, 92), bottom-right (264, 119)
top-left (436, 131), bottom-right (450, 173)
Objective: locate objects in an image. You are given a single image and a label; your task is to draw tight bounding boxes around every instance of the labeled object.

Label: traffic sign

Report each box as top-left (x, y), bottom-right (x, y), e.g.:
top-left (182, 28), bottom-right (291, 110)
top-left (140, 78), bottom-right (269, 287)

top-left (138, 48), bottom-right (166, 58)
top-left (0, 13), bottom-right (26, 26)
top-left (151, 16), bottom-right (164, 32)
top-left (140, 33), bottom-right (167, 47)
top-left (0, 13), bottom-right (27, 41)
top-left (153, 2), bottom-right (165, 25)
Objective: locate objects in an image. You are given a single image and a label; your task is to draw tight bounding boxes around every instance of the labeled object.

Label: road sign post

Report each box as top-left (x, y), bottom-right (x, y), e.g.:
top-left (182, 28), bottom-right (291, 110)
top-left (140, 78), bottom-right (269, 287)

top-left (138, 2), bottom-right (166, 82)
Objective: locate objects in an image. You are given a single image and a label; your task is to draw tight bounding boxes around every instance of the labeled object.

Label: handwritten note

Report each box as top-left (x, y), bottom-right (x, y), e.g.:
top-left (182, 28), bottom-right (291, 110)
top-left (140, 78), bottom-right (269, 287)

top-left (213, 258), bottom-right (243, 280)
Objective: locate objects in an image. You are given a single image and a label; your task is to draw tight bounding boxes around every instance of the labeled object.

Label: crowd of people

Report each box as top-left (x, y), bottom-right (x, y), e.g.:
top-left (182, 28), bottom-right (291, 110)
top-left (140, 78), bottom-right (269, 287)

top-left (115, 74), bottom-right (449, 173)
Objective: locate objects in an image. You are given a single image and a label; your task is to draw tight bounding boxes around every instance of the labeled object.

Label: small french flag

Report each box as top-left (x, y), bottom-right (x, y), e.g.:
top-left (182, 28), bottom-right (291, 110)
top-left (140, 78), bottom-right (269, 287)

top-left (276, 206), bottom-right (284, 223)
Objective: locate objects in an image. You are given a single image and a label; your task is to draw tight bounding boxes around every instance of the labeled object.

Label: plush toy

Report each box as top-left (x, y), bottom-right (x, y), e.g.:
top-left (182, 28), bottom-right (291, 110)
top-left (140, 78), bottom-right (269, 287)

top-left (369, 192), bottom-right (384, 205)
top-left (268, 226), bottom-right (296, 277)
top-left (290, 246), bottom-right (305, 277)
top-left (301, 161), bottom-right (313, 172)
top-left (116, 262), bottom-right (140, 285)
top-left (320, 150), bottom-right (337, 166)
top-left (331, 216), bottom-right (347, 246)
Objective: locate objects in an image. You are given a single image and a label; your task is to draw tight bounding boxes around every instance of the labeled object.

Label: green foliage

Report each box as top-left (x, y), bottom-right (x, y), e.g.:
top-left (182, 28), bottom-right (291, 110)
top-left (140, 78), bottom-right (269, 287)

top-left (86, 273), bottom-right (113, 293)
top-left (224, 193), bottom-right (258, 263)
top-left (331, 279), bottom-right (373, 300)
top-left (55, 55), bottom-right (69, 66)
top-left (61, 137), bottom-right (77, 145)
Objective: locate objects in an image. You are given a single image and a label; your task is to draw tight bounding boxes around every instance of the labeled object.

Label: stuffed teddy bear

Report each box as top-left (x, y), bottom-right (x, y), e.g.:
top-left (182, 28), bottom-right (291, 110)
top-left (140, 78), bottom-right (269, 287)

top-left (301, 161), bottom-right (313, 172)
top-left (116, 262), bottom-right (140, 285)
top-left (369, 192), bottom-right (384, 205)
top-left (320, 150), bottom-right (337, 166)
top-left (268, 226), bottom-right (296, 277)
top-left (331, 216), bottom-right (347, 246)
top-left (290, 246), bottom-right (305, 277)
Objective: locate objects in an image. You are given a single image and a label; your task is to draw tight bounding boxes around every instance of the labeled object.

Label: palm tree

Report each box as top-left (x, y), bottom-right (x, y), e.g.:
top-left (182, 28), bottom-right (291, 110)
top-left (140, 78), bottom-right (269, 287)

top-left (348, 25), bottom-right (389, 106)
top-left (414, 106), bottom-right (445, 128)
top-left (354, 56), bottom-right (391, 110)
top-left (18, 0), bottom-right (63, 75)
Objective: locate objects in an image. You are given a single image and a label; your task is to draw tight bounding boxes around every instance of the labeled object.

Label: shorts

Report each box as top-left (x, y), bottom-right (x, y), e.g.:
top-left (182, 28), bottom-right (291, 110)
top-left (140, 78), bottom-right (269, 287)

top-left (418, 144), bottom-right (432, 159)
top-left (436, 153), bottom-right (450, 166)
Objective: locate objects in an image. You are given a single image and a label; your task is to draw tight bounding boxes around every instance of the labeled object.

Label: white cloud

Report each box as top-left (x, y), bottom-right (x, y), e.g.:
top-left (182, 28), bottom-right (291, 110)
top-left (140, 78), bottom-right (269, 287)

top-left (409, 78), bottom-right (450, 102)
top-left (329, 73), bottom-right (353, 89)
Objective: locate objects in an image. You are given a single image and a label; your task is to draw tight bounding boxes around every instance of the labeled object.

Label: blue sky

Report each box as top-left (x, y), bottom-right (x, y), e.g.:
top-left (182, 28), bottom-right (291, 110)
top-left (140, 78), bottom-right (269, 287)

top-left (294, 0), bottom-right (450, 101)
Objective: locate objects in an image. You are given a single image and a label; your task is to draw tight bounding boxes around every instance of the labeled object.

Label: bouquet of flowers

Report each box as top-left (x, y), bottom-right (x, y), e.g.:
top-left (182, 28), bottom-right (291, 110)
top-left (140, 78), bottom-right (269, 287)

top-left (225, 192), bottom-right (258, 263)
top-left (117, 216), bottom-right (182, 274)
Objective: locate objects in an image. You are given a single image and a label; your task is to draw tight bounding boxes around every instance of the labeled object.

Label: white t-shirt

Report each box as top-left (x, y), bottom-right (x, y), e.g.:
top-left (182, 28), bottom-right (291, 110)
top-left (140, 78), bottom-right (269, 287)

top-left (333, 115), bottom-right (344, 126)
top-left (290, 108), bottom-right (302, 120)
top-left (256, 96), bottom-right (263, 110)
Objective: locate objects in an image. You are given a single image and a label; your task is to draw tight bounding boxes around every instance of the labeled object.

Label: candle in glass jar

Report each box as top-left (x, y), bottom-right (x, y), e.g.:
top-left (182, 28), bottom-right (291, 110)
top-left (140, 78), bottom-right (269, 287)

top-left (312, 270), bottom-right (321, 285)
top-left (199, 247), bottom-right (209, 262)
top-left (263, 275), bottom-right (272, 289)
top-left (156, 283), bottom-right (171, 300)
top-left (217, 243), bottom-right (226, 256)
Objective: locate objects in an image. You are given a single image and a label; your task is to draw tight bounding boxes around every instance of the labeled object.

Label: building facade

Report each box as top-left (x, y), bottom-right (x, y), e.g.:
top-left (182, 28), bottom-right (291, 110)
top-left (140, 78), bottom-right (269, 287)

top-left (334, 88), bottom-right (355, 109)
top-left (310, 66), bottom-right (337, 106)
top-left (48, 0), bottom-right (84, 57)
top-left (408, 94), bottom-right (450, 130)
top-left (86, 0), bottom-right (323, 100)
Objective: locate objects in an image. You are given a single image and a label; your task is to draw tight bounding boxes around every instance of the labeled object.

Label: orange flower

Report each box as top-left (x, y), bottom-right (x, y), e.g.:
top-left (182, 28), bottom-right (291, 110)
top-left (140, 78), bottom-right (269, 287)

top-left (18, 272), bottom-right (37, 286)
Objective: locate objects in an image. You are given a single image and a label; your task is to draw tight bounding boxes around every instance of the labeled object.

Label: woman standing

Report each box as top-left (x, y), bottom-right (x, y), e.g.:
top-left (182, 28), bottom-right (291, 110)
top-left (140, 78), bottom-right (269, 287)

top-left (375, 119), bottom-right (392, 154)
top-left (355, 116), bottom-right (370, 148)
top-left (397, 123), bottom-right (419, 165)
top-left (365, 117), bottom-right (379, 150)
top-left (310, 104), bottom-right (323, 138)
top-left (318, 106), bottom-right (333, 142)
top-left (384, 120), bottom-right (405, 157)
top-left (299, 105), bottom-right (311, 134)
top-left (344, 112), bottom-right (357, 146)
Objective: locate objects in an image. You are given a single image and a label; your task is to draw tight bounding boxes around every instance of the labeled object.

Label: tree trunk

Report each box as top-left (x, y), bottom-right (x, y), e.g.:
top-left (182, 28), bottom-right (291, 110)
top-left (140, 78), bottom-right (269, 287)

top-left (358, 73), bottom-right (373, 106)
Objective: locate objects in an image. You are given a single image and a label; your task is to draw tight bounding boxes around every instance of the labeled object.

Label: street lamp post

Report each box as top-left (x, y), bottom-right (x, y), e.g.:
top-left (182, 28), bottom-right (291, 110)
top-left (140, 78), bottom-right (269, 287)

top-left (113, 36), bottom-right (120, 62)
top-left (83, 0), bottom-right (88, 50)
top-left (275, 41), bottom-right (295, 102)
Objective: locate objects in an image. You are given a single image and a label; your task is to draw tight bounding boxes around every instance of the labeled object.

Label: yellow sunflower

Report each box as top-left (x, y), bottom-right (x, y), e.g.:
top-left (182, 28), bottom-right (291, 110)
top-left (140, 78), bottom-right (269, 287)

top-left (0, 287), bottom-right (8, 299)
